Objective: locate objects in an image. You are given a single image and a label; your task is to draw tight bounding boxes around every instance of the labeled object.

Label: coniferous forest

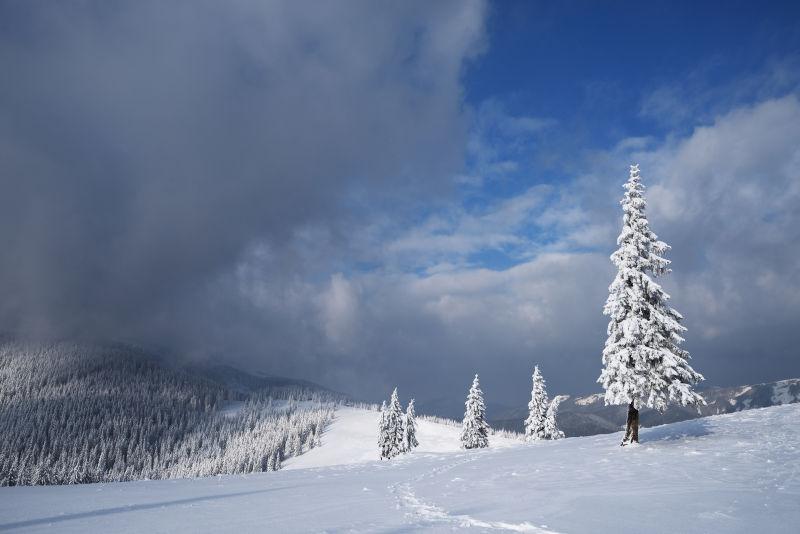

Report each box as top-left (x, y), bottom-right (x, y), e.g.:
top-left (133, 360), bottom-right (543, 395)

top-left (0, 340), bottom-right (340, 486)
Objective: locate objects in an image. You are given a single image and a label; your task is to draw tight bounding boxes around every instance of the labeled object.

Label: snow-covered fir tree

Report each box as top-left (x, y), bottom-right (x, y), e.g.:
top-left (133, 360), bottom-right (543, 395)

top-left (460, 374), bottom-right (489, 449)
top-left (377, 401), bottom-right (390, 459)
top-left (599, 164), bottom-right (704, 445)
top-left (387, 388), bottom-right (405, 456)
top-left (378, 390), bottom-right (405, 459)
top-left (402, 399), bottom-right (419, 452)
top-left (543, 395), bottom-right (566, 440)
top-left (524, 365), bottom-right (549, 441)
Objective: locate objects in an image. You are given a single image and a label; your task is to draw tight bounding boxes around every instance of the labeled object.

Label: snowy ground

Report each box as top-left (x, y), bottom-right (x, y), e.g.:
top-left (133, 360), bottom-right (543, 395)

top-left (285, 407), bottom-right (520, 470)
top-left (1, 404), bottom-right (798, 533)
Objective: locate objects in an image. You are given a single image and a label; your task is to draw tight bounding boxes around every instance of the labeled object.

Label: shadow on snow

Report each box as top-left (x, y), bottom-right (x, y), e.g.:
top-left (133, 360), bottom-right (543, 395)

top-left (0, 486), bottom-right (293, 531)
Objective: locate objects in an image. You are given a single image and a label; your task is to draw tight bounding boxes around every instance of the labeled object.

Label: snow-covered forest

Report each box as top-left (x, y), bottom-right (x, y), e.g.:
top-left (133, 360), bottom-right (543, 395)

top-left (0, 340), bottom-right (339, 486)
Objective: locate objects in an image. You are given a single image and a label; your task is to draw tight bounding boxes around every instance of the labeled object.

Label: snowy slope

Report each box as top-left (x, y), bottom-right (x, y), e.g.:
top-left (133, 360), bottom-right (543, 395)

top-left (285, 407), bottom-right (520, 470)
top-left (1, 404), bottom-right (798, 533)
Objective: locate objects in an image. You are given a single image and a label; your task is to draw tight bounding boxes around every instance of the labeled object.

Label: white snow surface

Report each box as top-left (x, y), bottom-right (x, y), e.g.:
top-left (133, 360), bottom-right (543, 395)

top-left (286, 407), bottom-right (519, 469)
top-left (1, 404), bottom-right (799, 533)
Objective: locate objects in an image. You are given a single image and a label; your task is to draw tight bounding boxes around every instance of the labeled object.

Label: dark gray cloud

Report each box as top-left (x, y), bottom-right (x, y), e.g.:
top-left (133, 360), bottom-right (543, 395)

top-left (0, 1), bottom-right (486, 345)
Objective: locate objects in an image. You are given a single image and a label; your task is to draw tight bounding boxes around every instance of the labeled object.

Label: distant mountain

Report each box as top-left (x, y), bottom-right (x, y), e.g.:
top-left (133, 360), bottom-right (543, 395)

top-left (490, 378), bottom-right (800, 437)
top-left (190, 363), bottom-right (348, 400)
top-left (415, 396), bottom-right (517, 422)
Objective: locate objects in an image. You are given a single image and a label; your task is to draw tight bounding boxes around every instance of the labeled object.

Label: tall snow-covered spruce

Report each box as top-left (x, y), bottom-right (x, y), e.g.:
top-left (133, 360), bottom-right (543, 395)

top-left (460, 374), bottom-right (489, 449)
top-left (524, 365), bottom-right (549, 441)
top-left (599, 164), bottom-right (704, 445)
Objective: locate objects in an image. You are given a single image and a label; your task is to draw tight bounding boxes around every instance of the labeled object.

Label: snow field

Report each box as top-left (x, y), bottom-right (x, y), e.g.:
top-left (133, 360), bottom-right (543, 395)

top-left (0, 404), bottom-right (798, 533)
top-left (285, 406), bottom-right (520, 470)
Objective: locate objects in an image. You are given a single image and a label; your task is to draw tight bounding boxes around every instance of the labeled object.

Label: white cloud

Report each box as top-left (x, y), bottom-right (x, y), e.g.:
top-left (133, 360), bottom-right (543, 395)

top-left (383, 185), bottom-right (551, 265)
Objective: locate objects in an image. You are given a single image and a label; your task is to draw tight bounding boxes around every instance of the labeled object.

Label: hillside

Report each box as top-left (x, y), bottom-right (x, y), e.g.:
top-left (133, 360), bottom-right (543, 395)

top-left (1, 404), bottom-right (797, 532)
top-left (491, 378), bottom-right (800, 437)
top-left (0, 340), bottom-right (342, 486)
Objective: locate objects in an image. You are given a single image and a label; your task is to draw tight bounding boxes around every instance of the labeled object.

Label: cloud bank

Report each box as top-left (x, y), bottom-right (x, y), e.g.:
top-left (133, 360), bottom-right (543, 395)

top-left (0, 0), bottom-right (485, 343)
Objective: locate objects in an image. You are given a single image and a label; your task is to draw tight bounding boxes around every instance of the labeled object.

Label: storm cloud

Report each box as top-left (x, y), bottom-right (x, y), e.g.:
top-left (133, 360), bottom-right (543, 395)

top-left (0, 1), bottom-right (485, 341)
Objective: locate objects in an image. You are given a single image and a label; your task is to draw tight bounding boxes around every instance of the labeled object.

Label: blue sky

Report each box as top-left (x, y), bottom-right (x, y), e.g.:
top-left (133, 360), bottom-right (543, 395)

top-left (1, 1), bottom-right (799, 410)
top-left (426, 0), bottom-right (800, 272)
top-left (469, 1), bottom-right (800, 133)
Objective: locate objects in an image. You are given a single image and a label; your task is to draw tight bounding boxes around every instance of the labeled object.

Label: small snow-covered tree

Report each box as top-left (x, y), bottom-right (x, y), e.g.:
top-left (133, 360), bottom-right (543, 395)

top-left (599, 164), bottom-right (704, 446)
top-left (460, 374), bottom-right (489, 449)
top-left (377, 400), bottom-right (390, 459)
top-left (402, 399), bottom-right (419, 452)
top-left (543, 395), bottom-right (566, 440)
top-left (524, 366), bottom-right (549, 441)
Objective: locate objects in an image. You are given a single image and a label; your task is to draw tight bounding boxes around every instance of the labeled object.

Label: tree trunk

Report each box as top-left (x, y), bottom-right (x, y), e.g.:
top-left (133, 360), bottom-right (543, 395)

top-left (621, 401), bottom-right (639, 446)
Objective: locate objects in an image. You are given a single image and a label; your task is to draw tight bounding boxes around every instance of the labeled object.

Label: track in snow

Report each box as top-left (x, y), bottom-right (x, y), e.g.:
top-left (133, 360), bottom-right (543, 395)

top-left (389, 454), bottom-right (557, 533)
